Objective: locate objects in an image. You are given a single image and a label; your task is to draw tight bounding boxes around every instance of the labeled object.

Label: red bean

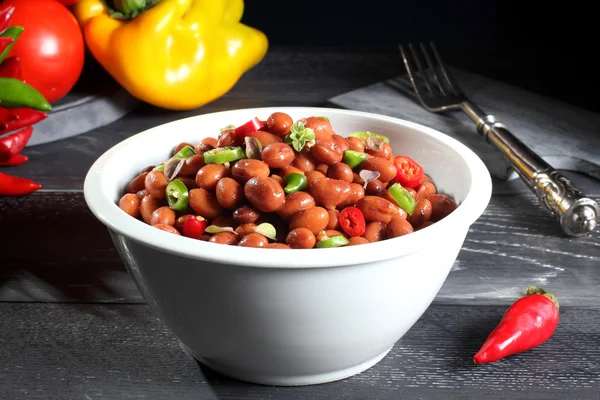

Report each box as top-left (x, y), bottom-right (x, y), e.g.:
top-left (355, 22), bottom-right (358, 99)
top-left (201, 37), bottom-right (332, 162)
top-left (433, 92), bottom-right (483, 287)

top-left (266, 112), bottom-right (293, 136)
top-left (262, 142), bottom-right (295, 169)
top-left (289, 207), bottom-right (329, 234)
top-left (310, 138), bottom-right (343, 165)
top-left (231, 159), bottom-right (270, 184)
top-left (216, 177), bottom-right (243, 209)
top-left (244, 176), bottom-right (285, 213)
top-left (309, 177), bottom-right (351, 209)
top-left (144, 170), bottom-right (168, 199)
top-left (286, 228), bottom-right (316, 249)
top-left (118, 193), bottom-right (141, 217)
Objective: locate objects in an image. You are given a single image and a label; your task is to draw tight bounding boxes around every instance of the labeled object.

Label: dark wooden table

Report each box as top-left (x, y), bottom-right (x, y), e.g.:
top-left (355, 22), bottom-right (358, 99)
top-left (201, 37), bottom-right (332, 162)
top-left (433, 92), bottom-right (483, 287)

top-left (2, 48), bottom-right (599, 399)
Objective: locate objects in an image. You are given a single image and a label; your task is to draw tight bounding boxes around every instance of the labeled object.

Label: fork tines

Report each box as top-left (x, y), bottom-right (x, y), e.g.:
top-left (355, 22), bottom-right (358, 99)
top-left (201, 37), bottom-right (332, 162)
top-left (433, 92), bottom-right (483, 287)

top-left (399, 42), bottom-right (466, 112)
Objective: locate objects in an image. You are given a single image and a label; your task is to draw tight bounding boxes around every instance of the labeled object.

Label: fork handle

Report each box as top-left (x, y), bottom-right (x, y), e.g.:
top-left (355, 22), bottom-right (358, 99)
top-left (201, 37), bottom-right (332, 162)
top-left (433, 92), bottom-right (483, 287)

top-left (460, 101), bottom-right (599, 237)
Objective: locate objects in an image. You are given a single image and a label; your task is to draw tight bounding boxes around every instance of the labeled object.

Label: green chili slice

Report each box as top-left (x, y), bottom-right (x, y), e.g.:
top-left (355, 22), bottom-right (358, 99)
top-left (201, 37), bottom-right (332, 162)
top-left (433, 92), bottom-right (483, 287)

top-left (203, 146), bottom-right (245, 164)
top-left (283, 172), bottom-right (307, 194)
top-left (343, 150), bottom-right (369, 169)
top-left (316, 235), bottom-right (350, 248)
top-left (173, 145), bottom-right (196, 159)
top-left (347, 131), bottom-right (390, 144)
top-left (165, 179), bottom-right (189, 211)
top-left (388, 182), bottom-right (416, 215)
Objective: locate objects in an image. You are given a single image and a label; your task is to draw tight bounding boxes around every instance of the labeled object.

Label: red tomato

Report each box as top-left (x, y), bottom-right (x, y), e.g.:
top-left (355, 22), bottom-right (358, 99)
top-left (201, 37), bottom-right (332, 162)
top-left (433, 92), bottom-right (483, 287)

top-left (339, 206), bottom-right (366, 237)
top-left (0, 0), bottom-right (85, 103)
top-left (55, 0), bottom-right (81, 4)
top-left (393, 155), bottom-right (424, 189)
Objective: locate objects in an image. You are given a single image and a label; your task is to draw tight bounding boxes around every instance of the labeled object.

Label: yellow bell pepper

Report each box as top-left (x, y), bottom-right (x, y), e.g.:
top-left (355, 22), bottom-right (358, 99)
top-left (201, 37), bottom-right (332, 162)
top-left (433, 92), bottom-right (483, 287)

top-left (73, 0), bottom-right (268, 110)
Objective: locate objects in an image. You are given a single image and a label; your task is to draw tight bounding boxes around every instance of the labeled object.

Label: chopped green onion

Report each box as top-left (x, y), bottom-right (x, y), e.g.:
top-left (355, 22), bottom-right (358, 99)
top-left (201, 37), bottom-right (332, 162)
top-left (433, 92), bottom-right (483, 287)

top-left (203, 146), bottom-right (245, 164)
top-left (388, 182), bottom-right (416, 215)
top-left (205, 225), bottom-right (235, 234)
top-left (283, 172), bottom-right (307, 194)
top-left (343, 150), bottom-right (369, 169)
top-left (173, 145), bottom-right (196, 159)
top-left (316, 235), bottom-right (350, 248)
top-left (153, 164), bottom-right (165, 171)
top-left (348, 131), bottom-right (390, 144)
top-left (254, 223), bottom-right (277, 240)
top-left (165, 179), bottom-right (189, 211)
top-left (220, 124), bottom-right (236, 132)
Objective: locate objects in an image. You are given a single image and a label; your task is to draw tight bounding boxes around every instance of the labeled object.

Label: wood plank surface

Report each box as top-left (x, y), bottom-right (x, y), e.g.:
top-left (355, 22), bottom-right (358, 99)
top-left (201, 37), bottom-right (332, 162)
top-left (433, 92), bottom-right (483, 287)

top-left (1, 47), bottom-right (599, 399)
top-left (0, 302), bottom-right (596, 400)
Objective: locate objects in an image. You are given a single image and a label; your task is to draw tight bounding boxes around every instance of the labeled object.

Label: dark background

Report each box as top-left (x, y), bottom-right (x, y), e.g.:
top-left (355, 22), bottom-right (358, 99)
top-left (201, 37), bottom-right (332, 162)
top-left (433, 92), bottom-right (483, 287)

top-left (241, 1), bottom-right (597, 113)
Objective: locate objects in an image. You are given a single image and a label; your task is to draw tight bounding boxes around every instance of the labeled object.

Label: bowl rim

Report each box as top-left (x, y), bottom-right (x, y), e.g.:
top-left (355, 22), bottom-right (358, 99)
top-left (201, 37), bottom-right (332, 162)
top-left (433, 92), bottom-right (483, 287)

top-left (84, 106), bottom-right (492, 268)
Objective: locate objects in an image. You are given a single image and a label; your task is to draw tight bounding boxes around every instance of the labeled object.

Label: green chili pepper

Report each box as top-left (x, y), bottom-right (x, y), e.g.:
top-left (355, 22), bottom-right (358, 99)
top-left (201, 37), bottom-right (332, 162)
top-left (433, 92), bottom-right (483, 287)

top-left (388, 182), bottom-right (416, 215)
top-left (173, 145), bottom-right (196, 159)
top-left (283, 172), bottom-right (307, 194)
top-left (343, 150), bottom-right (369, 169)
top-left (316, 235), bottom-right (350, 248)
top-left (203, 146), bottom-right (245, 164)
top-left (165, 179), bottom-right (189, 211)
top-left (347, 131), bottom-right (390, 144)
top-left (0, 27), bottom-right (23, 64)
top-left (0, 78), bottom-right (52, 111)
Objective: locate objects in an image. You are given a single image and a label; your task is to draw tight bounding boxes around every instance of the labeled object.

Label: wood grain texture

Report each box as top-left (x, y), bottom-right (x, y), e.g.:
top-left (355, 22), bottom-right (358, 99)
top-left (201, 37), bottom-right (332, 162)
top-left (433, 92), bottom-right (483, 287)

top-left (1, 47), bottom-right (599, 399)
top-left (329, 69), bottom-right (600, 181)
top-left (0, 302), bottom-right (597, 400)
top-left (1, 174), bottom-right (598, 305)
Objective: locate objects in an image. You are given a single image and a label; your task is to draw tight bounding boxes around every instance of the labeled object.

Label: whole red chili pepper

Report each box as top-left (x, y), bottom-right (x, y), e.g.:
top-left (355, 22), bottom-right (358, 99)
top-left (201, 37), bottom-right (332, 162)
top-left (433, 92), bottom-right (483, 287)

top-left (0, 152), bottom-right (26, 166)
top-left (0, 125), bottom-right (32, 161)
top-left (0, 6), bottom-right (15, 33)
top-left (0, 107), bottom-right (46, 135)
top-left (474, 286), bottom-right (559, 364)
top-left (0, 55), bottom-right (20, 78)
top-left (0, 171), bottom-right (41, 196)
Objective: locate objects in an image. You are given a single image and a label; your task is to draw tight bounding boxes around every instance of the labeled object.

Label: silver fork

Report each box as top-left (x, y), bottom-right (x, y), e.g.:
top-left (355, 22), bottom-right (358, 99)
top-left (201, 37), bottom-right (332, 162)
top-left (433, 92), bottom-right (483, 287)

top-left (399, 42), bottom-right (598, 237)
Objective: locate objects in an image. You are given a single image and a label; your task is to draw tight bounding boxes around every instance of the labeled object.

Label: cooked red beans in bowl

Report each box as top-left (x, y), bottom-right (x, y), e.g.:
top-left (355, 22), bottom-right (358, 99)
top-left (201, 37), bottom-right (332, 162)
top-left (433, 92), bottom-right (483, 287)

top-left (117, 113), bottom-right (458, 248)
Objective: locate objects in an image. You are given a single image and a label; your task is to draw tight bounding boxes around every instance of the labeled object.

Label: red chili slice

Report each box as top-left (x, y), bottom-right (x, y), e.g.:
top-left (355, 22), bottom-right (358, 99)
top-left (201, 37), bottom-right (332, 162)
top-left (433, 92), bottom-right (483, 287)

top-left (182, 215), bottom-right (207, 239)
top-left (234, 117), bottom-right (264, 138)
top-left (393, 155), bottom-right (424, 189)
top-left (339, 206), bottom-right (366, 237)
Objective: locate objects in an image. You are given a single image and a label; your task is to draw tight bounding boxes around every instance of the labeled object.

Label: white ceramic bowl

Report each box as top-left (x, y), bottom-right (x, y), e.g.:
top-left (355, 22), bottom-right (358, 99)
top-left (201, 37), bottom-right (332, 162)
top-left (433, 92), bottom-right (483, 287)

top-left (84, 107), bottom-right (492, 386)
